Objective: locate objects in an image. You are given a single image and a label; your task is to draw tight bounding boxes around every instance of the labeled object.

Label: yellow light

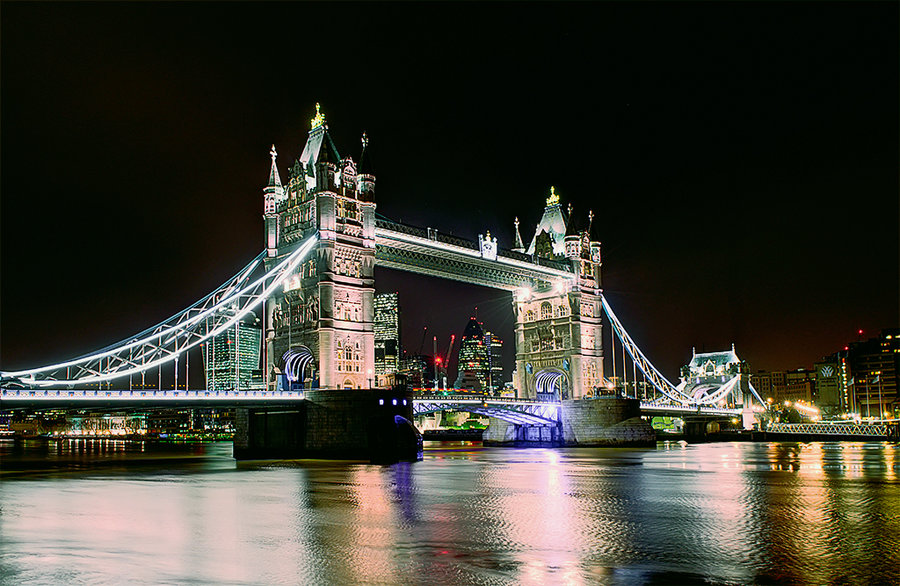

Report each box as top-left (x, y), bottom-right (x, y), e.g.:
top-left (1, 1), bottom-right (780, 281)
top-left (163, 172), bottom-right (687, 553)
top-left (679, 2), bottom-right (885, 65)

top-left (546, 185), bottom-right (560, 206)
top-left (310, 103), bottom-right (326, 129)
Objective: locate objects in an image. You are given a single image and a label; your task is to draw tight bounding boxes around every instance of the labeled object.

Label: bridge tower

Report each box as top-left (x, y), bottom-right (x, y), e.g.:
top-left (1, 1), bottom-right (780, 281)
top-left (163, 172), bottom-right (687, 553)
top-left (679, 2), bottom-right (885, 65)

top-left (264, 105), bottom-right (376, 390)
top-left (513, 188), bottom-right (603, 399)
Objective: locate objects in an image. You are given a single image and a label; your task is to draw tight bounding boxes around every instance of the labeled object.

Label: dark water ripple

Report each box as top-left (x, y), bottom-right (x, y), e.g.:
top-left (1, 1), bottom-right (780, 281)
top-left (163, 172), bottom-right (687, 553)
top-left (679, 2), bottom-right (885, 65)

top-left (1, 439), bottom-right (898, 585)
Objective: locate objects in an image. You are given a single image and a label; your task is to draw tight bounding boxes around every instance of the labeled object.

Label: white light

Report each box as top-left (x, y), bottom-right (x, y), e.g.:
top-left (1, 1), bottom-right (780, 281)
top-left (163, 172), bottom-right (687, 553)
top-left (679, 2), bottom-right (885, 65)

top-left (4, 234), bottom-right (318, 385)
top-left (392, 399), bottom-right (397, 406)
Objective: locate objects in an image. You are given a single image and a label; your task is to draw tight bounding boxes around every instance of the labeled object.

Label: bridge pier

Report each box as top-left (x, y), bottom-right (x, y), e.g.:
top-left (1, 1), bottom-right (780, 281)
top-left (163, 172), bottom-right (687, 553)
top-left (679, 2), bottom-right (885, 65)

top-left (560, 397), bottom-right (655, 446)
top-left (482, 397), bottom-right (655, 447)
top-left (482, 418), bottom-right (562, 446)
top-left (234, 388), bottom-right (422, 463)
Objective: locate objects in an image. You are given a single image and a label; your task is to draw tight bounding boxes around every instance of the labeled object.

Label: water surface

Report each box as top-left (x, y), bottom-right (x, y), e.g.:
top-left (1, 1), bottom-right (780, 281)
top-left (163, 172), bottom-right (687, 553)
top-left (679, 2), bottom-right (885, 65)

top-left (1, 439), bottom-right (898, 584)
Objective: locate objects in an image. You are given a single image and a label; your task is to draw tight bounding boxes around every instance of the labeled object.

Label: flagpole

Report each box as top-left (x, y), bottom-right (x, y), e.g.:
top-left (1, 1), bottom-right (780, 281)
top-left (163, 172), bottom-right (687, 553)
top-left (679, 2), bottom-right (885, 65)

top-left (865, 376), bottom-right (870, 418)
top-left (876, 373), bottom-right (883, 419)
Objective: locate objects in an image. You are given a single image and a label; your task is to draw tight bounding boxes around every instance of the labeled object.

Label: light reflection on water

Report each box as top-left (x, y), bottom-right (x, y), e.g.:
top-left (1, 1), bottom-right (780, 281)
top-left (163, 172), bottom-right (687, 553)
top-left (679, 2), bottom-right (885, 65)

top-left (1, 439), bottom-right (898, 585)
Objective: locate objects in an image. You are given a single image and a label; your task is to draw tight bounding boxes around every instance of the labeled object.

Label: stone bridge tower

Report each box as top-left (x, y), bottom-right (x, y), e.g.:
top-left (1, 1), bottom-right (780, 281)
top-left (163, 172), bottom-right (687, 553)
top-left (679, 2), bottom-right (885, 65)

top-left (513, 187), bottom-right (603, 399)
top-left (263, 105), bottom-right (376, 390)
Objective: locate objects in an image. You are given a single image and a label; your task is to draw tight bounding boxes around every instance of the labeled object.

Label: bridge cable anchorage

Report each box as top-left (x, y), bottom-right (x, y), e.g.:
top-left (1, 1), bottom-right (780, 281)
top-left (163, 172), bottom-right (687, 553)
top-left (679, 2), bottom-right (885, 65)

top-left (1, 234), bottom-right (320, 387)
top-left (602, 294), bottom-right (757, 408)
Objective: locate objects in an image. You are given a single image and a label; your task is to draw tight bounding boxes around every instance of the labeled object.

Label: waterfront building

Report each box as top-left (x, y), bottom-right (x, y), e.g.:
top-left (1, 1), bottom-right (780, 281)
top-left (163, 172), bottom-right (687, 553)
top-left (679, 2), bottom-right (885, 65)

top-left (374, 292), bottom-right (400, 379)
top-left (846, 329), bottom-right (900, 419)
top-left (813, 359), bottom-right (842, 417)
top-left (751, 369), bottom-right (816, 406)
top-left (204, 311), bottom-right (263, 390)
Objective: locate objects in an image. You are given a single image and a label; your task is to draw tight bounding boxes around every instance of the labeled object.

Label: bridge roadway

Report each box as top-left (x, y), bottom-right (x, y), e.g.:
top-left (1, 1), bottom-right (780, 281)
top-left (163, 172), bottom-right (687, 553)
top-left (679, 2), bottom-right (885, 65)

top-left (1, 388), bottom-right (741, 420)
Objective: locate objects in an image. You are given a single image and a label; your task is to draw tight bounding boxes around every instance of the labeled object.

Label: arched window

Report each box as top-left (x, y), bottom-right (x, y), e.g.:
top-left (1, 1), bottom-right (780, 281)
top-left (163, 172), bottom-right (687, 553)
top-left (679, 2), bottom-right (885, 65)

top-left (354, 343), bottom-right (361, 372)
top-left (336, 341), bottom-right (343, 371)
top-left (525, 309), bottom-right (535, 322)
top-left (540, 302), bottom-right (552, 320)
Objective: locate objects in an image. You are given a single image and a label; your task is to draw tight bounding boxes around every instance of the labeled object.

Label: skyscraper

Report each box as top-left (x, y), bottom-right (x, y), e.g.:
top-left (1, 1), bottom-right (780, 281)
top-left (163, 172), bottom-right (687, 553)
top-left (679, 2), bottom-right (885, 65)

top-left (374, 292), bottom-right (400, 378)
top-left (485, 331), bottom-right (504, 393)
top-left (204, 312), bottom-right (262, 390)
top-left (454, 316), bottom-right (503, 394)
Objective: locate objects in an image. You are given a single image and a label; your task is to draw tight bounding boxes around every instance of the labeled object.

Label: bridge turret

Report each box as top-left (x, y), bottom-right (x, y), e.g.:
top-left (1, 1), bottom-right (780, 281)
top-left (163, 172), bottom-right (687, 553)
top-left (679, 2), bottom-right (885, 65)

top-left (564, 204), bottom-right (581, 259)
top-left (526, 186), bottom-right (568, 258)
top-left (357, 132), bottom-right (375, 202)
top-left (263, 144), bottom-right (284, 257)
top-left (266, 105), bottom-right (376, 392)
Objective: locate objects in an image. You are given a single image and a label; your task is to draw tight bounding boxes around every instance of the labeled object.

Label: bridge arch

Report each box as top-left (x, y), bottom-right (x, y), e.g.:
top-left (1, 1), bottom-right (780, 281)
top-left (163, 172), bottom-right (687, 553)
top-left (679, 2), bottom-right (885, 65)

top-left (282, 346), bottom-right (314, 387)
top-left (534, 368), bottom-right (568, 401)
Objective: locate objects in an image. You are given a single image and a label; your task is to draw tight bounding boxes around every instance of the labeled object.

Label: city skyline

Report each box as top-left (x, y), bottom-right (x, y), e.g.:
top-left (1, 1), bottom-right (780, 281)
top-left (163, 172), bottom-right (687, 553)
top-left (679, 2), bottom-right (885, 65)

top-left (2, 3), bottom-right (896, 383)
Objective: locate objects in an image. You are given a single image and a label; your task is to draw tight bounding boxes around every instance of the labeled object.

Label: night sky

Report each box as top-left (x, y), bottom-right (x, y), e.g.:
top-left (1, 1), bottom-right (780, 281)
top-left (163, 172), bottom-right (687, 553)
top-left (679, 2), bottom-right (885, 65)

top-left (2, 3), bottom-right (897, 385)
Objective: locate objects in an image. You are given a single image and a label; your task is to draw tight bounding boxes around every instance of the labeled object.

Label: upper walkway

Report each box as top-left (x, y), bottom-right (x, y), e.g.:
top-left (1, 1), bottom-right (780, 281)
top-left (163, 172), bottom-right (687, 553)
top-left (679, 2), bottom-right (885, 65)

top-left (374, 218), bottom-right (575, 291)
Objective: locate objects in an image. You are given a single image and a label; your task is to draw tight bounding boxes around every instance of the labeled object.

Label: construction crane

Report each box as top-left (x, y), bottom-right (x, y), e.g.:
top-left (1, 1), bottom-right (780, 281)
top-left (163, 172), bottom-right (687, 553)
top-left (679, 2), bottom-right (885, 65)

top-left (417, 326), bottom-right (428, 355)
top-left (445, 334), bottom-right (456, 380)
top-left (432, 335), bottom-right (439, 390)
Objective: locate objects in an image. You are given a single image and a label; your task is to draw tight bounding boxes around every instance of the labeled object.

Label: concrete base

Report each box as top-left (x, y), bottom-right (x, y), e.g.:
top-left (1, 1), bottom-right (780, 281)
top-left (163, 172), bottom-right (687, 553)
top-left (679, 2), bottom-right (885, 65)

top-left (483, 397), bottom-right (656, 448)
top-left (483, 419), bottom-right (561, 447)
top-left (560, 397), bottom-right (656, 446)
top-left (233, 388), bottom-right (422, 463)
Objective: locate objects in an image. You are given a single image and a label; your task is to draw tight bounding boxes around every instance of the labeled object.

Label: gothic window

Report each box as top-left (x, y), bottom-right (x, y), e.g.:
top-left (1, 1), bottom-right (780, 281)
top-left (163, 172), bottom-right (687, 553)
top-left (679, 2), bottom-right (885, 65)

top-left (525, 309), bottom-right (535, 322)
top-left (336, 341), bottom-right (343, 372)
top-left (354, 343), bottom-right (361, 372)
top-left (540, 302), bottom-right (552, 320)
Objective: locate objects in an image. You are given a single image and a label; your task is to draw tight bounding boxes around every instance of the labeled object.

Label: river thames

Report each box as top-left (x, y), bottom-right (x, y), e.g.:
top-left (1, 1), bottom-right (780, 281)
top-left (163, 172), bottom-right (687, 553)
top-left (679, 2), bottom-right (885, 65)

top-left (1, 440), bottom-right (898, 585)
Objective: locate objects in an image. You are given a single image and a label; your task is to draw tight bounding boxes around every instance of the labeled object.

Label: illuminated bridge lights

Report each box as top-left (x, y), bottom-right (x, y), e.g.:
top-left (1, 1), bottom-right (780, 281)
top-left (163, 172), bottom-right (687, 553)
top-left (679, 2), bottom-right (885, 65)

top-left (0, 234), bottom-right (319, 388)
top-left (0, 388), bottom-right (305, 403)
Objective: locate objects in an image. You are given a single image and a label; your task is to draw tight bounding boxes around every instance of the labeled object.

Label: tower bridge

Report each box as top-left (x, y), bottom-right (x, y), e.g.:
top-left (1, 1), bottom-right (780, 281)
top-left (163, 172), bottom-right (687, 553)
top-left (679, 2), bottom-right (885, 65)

top-left (1, 105), bottom-right (764, 459)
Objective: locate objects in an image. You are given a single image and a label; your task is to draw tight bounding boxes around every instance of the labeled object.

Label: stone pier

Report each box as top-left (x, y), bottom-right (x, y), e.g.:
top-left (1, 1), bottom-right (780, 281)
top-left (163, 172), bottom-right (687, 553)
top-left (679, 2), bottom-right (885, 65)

top-left (234, 388), bottom-right (422, 462)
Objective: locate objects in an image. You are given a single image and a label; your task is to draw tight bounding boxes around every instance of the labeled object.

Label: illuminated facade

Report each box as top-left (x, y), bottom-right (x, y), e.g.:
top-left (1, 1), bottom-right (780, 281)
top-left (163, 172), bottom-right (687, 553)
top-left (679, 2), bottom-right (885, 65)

top-left (204, 313), bottom-right (263, 390)
top-left (845, 329), bottom-right (900, 418)
top-left (374, 292), bottom-right (400, 378)
top-left (485, 331), bottom-right (503, 393)
top-left (514, 188), bottom-right (603, 399)
top-left (454, 317), bottom-right (504, 393)
top-left (261, 110), bottom-right (598, 397)
top-left (264, 105), bottom-right (376, 390)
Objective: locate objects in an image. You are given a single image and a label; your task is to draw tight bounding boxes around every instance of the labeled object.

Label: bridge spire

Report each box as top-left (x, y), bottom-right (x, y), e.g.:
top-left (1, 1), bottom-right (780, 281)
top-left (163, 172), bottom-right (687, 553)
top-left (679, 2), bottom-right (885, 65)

top-left (512, 217), bottom-right (525, 252)
top-left (267, 144), bottom-right (283, 188)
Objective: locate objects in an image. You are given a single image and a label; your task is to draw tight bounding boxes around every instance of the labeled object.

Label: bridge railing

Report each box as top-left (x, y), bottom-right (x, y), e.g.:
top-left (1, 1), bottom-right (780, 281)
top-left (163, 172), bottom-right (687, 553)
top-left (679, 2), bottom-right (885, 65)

top-left (767, 421), bottom-right (899, 438)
